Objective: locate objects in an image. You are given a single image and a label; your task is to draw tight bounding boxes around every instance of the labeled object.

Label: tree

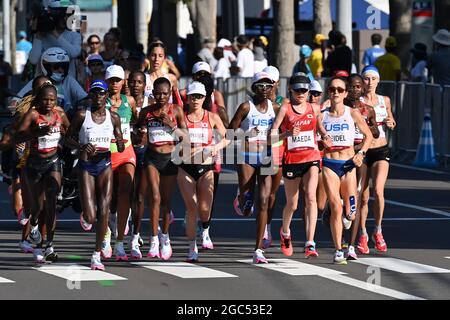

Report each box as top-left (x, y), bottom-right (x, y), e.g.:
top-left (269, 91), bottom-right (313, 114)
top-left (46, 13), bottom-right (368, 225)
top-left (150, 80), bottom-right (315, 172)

top-left (389, 0), bottom-right (412, 74)
top-left (187, 0), bottom-right (217, 49)
top-left (313, 0), bottom-right (332, 37)
top-left (272, 0), bottom-right (296, 77)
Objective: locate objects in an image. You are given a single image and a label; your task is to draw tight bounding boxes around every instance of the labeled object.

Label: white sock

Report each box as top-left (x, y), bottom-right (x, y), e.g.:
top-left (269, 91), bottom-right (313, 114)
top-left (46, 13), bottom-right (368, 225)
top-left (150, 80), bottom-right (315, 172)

top-left (151, 235), bottom-right (159, 243)
top-left (374, 226), bottom-right (382, 234)
top-left (93, 251), bottom-right (100, 258)
top-left (361, 228), bottom-right (368, 236)
top-left (281, 230), bottom-right (290, 238)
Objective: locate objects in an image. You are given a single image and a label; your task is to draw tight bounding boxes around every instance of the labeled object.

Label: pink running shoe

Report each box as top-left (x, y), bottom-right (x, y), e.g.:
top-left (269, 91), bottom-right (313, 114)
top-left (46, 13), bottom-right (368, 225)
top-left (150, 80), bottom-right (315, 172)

top-left (372, 232), bottom-right (387, 252)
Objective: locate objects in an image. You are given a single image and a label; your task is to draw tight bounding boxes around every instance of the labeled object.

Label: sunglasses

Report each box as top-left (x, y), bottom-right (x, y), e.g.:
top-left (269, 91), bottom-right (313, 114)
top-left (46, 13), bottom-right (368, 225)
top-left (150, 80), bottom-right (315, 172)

top-left (91, 90), bottom-right (107, 96)
top-left (88, 61), bottom-right (103, 67)
top-left (292, 88), bottom-right (309, 94)
top-left (89, 41), bottom-right (100, 45)
top-left (189, 94), bottom-right (205, 100)
top-left (254, 83), bottom-right (273, 90)
top-left (310, 90), bottom-right (322, 97)
top-left (328, 86), bottom-right (346, 94)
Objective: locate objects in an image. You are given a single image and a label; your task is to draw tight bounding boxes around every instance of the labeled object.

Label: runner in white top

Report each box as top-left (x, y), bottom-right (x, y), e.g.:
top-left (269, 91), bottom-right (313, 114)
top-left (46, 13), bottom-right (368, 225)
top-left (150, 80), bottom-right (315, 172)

top-left (357, 65), bottom-right (396, 255)
top-left (319, 76), bottom-right (373, 265)
top-left (65, 80), bottom-right (125, 270)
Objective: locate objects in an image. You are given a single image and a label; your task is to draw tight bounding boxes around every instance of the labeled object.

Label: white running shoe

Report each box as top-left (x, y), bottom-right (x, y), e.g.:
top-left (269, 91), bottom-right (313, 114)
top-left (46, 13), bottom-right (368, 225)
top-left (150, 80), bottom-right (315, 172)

top-left (342, 215), bottom-right (352, 230)
top-left (187, 241), bottom-right (198, 262)
top-left (79, 213), bottom-right (92, 231)
top-left (101, 239), bottom-right (112, 259)
top-left (345, 245), bottom-right (358, 261)
top-left (114, 242), bottom-right (128, 261)
top-left (33, 248), bottom-right (45, 263)
top-left (160, 234), bottom-right (172, 261)
top-left (201, 228), bottom-right (214, 250)
top-left (29, 224), bottom-right (42, 245)
top-left (44, 246), bottom-right (58, 263)
top-left (130, 235), bottom-right (142, 259)
top-left (91, 253), bottom-right (105, 270)
top-left (19, 240), bottom-right (34, 253)
top-left (262, 224), bottom-right (272, 249)
top-left (333, 250), bottom-right (347, 265)
top-left (147, 237), bottom-right (160, 258)
top-left (253, 249), bottom-right (268, 264)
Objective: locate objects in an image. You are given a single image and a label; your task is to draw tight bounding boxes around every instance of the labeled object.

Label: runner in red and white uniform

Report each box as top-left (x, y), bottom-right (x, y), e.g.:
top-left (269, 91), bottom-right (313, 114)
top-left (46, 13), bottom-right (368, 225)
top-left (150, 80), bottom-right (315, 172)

top-left (357, 65), bottom-right (396, 255)
top-left (15, 83), bottom-right (70, 263)
top-left (179, 82), bottom-right (229, 261)
top-left (270, 73), bottom-right (331, 258)
top-left (136, 77), bottom-right (187, 261)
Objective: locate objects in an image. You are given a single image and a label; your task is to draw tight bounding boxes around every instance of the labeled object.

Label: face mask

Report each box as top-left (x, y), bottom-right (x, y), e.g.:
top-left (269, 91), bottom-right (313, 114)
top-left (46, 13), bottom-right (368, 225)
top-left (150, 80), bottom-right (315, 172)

top-left (51, 72), bottom-right (65, 83)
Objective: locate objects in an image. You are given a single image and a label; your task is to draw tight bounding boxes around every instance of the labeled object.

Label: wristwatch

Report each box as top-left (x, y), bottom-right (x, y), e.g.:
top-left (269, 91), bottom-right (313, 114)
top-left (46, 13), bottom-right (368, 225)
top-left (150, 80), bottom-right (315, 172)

top-left (357, 150), bottom-right (366, 156)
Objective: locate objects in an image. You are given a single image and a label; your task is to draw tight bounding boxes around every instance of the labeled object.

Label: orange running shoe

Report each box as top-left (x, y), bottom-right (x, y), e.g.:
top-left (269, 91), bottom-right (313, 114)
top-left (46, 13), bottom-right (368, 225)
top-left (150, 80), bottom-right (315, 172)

top-left (304, 241), bottom-right (319, 258)
top-left (372, 232), bottom-right (387, 252)
top-left (280, 228), bottom-right (293, 257)
top-left (357, 234), bottom-right (370, 254)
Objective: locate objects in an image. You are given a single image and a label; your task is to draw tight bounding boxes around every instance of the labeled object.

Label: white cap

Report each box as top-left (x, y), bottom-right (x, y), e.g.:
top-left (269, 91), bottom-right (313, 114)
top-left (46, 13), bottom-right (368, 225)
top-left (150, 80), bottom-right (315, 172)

top-left (192, 61), bottom-right (212, 74)
top-left (187, 81), bottom-right (207, 96)
top-left (105, 64), bottom-right (125, 80)
top-left (309, 80), bottom-right (323, 92)
top-left (262, 65), bottom-right (280, 82)
top-left (252, 72), bottom-right (274, 85)
top-left (217, 38), bottom-right (232, 48)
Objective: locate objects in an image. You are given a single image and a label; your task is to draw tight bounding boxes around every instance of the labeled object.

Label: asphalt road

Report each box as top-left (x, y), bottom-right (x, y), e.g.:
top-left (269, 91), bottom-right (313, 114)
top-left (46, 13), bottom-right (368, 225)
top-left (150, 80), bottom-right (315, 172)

top-left (0, 163), bottom-right (450, 303)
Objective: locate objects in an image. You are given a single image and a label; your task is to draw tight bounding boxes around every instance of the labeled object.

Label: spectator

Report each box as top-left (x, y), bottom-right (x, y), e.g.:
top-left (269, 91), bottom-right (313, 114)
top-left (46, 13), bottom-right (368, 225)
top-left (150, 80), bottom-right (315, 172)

top-left (253, 39), bottom-right (268, 73)
top-left (234, 35), bottom-right (254, 77)
top-left (0, 51), bottom-right (13, 109)
top-left (375, 36), bottom-right (401, 81)
top-left (217, 38), bottom-right (236, 65)
top-left (427, 29), bottom-right (450, 86)
top-left (197, 37), bottom-right (217, 72)
top-left (28, 2), bottom-right (82, 79)
top-left (308, 34), bottom-right (326, 78)
top-left (101, 30), bottom-right (122, 69)
top-left (293, 45), bottom-right (314, 81)
top-left (16, 30), bottom-right (33, 55)
top-left (324, 30), bottom-right (352, 76)
top-left (213, 46), bottom-right (231, 80)
top-left (85, 54), bottom-right (105, 91)
top-left (362, 33), bottom-right (386, 67)
top-left (86, 34), bottom-right (101, 56)
top-left (410, 43), bottom-right (428, 82)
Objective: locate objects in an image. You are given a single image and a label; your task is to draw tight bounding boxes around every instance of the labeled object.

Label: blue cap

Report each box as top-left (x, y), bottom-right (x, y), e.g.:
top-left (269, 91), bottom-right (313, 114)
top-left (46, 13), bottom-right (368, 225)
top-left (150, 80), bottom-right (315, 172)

top-left (300, 45), bottom-right (312, 58)
top-left (19, 31), bottom-right (27, 38)
top-left (89, 80), bottom-right (108, 92)
top-left (361, 65), bottom-right (380, 78)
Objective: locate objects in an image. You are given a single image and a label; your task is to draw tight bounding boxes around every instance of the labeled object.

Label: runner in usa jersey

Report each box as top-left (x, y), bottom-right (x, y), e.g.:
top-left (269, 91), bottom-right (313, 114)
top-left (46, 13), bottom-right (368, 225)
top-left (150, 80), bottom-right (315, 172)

top-left (14, 83), bottom-right (70, 264)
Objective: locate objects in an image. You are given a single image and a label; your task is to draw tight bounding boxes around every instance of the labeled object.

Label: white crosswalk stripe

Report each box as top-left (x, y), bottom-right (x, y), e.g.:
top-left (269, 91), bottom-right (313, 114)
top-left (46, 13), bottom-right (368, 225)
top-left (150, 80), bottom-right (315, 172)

top-left (132, 262), bottom-right (238, 279)
top-left (0, 276), bottom-right (14, 283)
top-left (33, 263), bottom-right (127, 281)
top-left (353, 258), bottom-right (450, 274)
top-left (237, 259), bottom-right (425, 300)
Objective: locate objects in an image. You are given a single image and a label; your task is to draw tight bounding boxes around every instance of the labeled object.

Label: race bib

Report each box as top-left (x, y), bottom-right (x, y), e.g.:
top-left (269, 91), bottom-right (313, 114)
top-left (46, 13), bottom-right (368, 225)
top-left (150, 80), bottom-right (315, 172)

top-left (287, 130), bottom-right (315, 150)
top-left (188, 127), bottom-right (209, 145)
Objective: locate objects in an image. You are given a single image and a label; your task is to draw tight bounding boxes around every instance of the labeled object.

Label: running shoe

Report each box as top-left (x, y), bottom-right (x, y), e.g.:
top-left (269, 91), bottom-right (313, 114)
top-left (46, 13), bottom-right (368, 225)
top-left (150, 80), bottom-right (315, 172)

top-left (91, 253), bottom-right (105, 271)
top-left (333, 250), bottom-right (347, 265)
top-left (242, 191), bottom-right (254, 216)
top-left (17, 208), bottom-right (29, 226)
top-left (79, 213), bottom-right (92, 231)
top-left (372, 232), bottom-right (387, 252)
top-left (19, 240), bottom-right (34, 253)
top-left (44, 246), bottom-right (58, 263)
top-left (168, 210), bottom-right (175, 224)
top-left (262, 224), bottom-right (272, 249)
top-left (280, 228), bottom-right (293, 257)
top-left (147, 238), bottom-right (160, 258)
top-left (33, 248), bottom-right (45, 263)
top-left (137, 235), bottom-right (144, 247)
top-left (345, 245), bottom-right (358, 261)
top-left (233, 190), bottom-right (244, 216)
top-left (342, 215), bottom-right (352, 230)
top-left (187, 241), bottom-right (198, 262)
top-left (114, 242), bottom-right (129, 261)
top-left (29, 224), bottom-right (42, 245)
top-left (101, 239), bottom-right (113, 259)
top-left (253, 249), bottom-right (268, 264)
top-left (304, 241), bottom-right (319, 258)
top-left (357, 234), bottom-right (370, 254)
top-left (130, 235), bottom-right (142, 259)
top-left (201, 228), bottom-right (214, 250)
top-left (160, 234), bottom-right (172, 261)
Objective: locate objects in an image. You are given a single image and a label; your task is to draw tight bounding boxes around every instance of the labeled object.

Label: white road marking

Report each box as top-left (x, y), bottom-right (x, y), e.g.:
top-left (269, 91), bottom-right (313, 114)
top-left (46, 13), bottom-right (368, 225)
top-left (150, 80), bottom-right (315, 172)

top-left (33, 264), bottom-right (127, 281)
top-left (0, 276), bottom-right (14, 283)
top-left (354, 258), bottom-right (450, 274)
top-left (132, 262), bottom-right (238, 279)
top-left (380, 199), bottom-right (450, 218)
top-left (390, 163), bottom-right (450, 175)
top-left (238, 259), bottom-right (425, 300)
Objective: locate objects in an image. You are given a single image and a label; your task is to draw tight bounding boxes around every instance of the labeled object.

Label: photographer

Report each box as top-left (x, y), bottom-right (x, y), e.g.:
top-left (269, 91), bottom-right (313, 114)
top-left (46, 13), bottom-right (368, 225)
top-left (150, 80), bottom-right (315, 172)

top-left (28, 1), bottom-right (82, 79)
